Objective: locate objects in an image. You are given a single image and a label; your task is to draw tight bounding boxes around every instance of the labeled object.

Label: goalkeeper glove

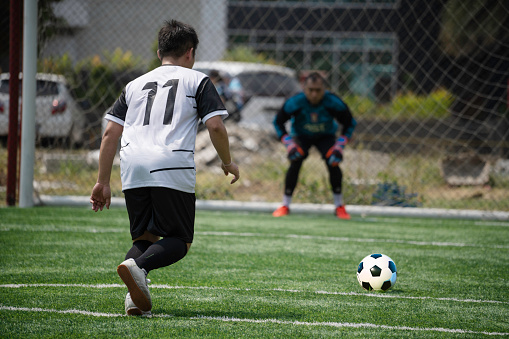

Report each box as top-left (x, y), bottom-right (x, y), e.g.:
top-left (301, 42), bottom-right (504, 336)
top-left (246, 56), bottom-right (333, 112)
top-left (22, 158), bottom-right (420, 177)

top-left (281, 134), bottom-right (304, 161)
top-left (326, 136), bottom-right (348, 167)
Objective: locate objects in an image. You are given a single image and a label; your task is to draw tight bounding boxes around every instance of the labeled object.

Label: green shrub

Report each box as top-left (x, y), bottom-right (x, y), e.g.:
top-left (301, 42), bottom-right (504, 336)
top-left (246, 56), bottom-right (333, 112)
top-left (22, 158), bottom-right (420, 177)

top-left (222, 46), bottom-right (277, 64)
top-left (38, 49), bottom-right (144, 112)
top-left (344, 88), bottom-right (453, 120)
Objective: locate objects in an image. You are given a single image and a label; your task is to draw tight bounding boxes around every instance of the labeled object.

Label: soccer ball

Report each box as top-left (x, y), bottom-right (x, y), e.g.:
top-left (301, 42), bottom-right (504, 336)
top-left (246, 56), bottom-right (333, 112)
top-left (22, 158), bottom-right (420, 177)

top-left (357, 253), bottom-right (397, 291)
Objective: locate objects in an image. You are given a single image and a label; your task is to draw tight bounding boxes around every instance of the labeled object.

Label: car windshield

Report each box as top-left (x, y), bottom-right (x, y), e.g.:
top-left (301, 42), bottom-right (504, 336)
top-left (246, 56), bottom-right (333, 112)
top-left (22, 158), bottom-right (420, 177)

top-left (0, 80), bottom-right (10, 94)
top-left (0, 79), bottom-right (59, 96)
top-left (235, 72), bottom-right (301, 97)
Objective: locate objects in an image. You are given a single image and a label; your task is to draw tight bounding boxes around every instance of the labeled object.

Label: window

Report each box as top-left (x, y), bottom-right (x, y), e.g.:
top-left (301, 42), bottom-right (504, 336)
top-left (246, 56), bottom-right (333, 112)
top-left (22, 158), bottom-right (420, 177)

top-left (0, 80), bottom-right (10, 94)
top-left (235, 72), bottom-right (301, 97)
top-left (36, 80), bottom-right (59, 96)
top-left (0, 80), bottom-right (60, 96)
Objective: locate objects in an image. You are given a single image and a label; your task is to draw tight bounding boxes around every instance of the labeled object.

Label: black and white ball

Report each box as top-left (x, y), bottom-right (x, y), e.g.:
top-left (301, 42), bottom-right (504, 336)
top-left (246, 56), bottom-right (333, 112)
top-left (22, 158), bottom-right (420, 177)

top-left (357, 253), bottom-right (397, 291)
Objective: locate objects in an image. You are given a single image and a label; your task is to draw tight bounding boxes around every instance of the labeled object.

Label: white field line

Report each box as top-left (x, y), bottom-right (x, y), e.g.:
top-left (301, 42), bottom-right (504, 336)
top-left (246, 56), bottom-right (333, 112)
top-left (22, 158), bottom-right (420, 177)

top-left (5, 216), bottom-right (509, 228)
top-left (192, 315), bottom-right (509, 336)
top-left (474, 221), bottom-right (509, 227)
top-left (1, 225), bottom-right (507, 249)
top-left (198, 231), bottom-right (509, 249)
top-left (0, 305), bottom-right (123, 318)
top-left (0, 225), bottom-right (126, 233)
top-left (8, 214), bottom-right (509, 227)
top-left (0, 305), bottom-right (507, 336)
top-left (1, 283), bottom-right (507, 305)
top-left (364, 218), bottom-right (509, 228)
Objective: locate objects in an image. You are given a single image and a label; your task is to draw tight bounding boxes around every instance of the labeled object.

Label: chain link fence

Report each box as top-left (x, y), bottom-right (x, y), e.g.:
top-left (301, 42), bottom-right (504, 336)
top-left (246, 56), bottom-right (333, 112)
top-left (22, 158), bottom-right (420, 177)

top-left (1, 0), bottom-right (508, 211)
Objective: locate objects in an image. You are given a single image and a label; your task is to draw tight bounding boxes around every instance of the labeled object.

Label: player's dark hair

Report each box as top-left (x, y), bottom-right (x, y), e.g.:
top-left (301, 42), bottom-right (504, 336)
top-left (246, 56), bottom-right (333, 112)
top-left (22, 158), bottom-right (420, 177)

top-left (158, 20), bottom-right (199, 59)
top-left (305, 72), bottom-right (325, 84)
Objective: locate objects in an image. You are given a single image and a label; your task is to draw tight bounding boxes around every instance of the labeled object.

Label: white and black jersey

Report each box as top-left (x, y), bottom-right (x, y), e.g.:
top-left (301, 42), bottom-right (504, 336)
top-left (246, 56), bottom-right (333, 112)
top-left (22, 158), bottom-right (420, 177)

top-left (105, 65), bottom-right (228, 193)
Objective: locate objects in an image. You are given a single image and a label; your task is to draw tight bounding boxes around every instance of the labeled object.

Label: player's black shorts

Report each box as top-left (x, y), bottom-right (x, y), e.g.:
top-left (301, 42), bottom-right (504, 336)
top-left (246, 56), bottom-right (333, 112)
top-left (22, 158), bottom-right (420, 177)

top-left (124, 187), bottom-right (195, 243)
top-left (295, 134), bottom-right (336, 160)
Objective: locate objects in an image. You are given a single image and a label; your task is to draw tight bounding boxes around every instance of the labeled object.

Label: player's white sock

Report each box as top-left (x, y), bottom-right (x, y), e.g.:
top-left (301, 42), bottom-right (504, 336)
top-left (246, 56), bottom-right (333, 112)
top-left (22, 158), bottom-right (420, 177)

top-left (333, 193), bottom-right (343, 207)
top-left (283, 195), bottom-right (292, 207)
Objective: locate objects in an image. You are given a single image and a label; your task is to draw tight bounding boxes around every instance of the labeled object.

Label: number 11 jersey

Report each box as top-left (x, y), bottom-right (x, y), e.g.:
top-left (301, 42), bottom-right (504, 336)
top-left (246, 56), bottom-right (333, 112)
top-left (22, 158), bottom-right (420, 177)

top-left (105, 64), bottom-right (228, 193)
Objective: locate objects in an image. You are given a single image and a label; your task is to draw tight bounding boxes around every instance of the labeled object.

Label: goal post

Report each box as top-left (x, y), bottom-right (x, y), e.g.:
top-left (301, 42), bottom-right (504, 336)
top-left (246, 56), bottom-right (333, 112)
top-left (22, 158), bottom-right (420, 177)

top-left (19, 0), bottom-right (38, 208)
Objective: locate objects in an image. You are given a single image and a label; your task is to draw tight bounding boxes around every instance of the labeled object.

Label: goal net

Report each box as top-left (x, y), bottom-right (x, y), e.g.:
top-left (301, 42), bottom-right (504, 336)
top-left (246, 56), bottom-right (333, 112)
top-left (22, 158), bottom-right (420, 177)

top-left (2, 0), bottom-right (508, 212)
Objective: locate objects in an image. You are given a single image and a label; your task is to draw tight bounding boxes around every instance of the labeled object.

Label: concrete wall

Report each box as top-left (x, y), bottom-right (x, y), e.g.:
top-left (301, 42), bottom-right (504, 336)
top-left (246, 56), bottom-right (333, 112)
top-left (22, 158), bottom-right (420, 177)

top-left (41, 0), bottom-right (227, 66)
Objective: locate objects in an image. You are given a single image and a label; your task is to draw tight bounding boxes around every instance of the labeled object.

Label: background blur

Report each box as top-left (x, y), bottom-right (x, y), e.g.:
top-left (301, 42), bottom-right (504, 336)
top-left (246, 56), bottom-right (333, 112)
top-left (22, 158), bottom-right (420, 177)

top-left (1, 0), bottom-right (508, 211)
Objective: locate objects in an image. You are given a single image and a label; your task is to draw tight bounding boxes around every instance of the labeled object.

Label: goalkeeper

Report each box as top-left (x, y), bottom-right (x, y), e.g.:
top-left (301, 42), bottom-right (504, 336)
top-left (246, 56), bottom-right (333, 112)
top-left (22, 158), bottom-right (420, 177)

top-left (272, 72), bottom-right (356, 219)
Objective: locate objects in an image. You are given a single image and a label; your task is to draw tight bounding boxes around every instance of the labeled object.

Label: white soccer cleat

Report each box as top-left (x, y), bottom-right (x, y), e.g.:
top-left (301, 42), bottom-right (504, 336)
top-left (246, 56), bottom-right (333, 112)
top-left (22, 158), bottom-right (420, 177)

top-left (117, 258), bottom-right (152, 312)
top-left (125, 292), bottom-right (152, 316)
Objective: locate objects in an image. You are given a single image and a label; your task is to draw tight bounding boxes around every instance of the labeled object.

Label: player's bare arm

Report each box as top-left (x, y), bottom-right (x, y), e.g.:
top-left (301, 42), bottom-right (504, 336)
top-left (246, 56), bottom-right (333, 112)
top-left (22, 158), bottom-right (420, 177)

top-left (205, 115), bottom-right (240, 184)
top-left (90, 121), bottom-right (123, 211)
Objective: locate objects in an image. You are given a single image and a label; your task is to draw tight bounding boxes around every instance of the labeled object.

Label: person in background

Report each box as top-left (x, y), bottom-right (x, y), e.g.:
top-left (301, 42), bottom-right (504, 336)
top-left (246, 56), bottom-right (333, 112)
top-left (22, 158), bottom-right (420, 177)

top-left (209, 69), bottom-right (232, 104)
top-left (272, 72), bottom-right (356, 219)
top-left (210, 69), bottom-right (242, 121)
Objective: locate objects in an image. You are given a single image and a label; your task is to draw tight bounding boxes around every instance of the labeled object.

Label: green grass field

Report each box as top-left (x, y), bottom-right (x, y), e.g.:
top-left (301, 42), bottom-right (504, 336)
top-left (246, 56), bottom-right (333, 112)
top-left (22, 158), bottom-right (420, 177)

top-left (0, 207), bottom-right (508, 338)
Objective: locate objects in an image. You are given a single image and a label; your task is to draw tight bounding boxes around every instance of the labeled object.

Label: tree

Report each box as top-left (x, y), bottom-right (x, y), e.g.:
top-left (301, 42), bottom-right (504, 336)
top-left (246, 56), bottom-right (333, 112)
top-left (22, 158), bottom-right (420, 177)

top-left (0, 0), bottom-right (70, 72)
top-left (439, 0), bottom-right (509, 156)
top-left (439, 0), bottom-right (509, 59)
top-left (439, 0), bottom-right (509, 120)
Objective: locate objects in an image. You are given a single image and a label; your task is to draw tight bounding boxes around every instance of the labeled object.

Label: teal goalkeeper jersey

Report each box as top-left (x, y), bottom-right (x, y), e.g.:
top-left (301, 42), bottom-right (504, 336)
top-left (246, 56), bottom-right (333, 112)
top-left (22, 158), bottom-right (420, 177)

top-left (273, 91), bottom-right (356, 139)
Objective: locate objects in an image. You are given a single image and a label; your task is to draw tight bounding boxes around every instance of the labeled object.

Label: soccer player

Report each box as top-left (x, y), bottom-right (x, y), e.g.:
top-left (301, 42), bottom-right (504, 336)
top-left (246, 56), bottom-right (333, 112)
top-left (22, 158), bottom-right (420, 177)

top-left (89, 20), bottom-right (240, 315)
top-left (272, 72), bottom-right (356, 219)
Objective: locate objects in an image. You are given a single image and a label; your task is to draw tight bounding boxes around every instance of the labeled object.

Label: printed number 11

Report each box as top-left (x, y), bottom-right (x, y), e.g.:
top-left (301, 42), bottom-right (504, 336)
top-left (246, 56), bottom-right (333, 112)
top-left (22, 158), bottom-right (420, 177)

top-left (142, 79), bottom-right (179, 125)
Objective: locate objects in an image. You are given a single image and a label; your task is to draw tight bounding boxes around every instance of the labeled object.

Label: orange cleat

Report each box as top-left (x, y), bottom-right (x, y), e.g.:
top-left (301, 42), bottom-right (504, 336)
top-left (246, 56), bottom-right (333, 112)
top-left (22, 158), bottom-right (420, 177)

top-left (335, 206), bottom-right (351, 220)
top-left (273, 205), bottom-right (290, 217)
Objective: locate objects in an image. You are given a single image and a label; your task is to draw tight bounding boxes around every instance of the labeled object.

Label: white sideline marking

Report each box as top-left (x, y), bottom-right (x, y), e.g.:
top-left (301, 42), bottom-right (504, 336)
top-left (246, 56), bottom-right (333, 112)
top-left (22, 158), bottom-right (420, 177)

top-left (0, 305), bottom-right (122, 318)
top-left (2, 225), bottom-right (508, 249)
top-left (0, 283), bottom-right (125, 288)
top-left (1, 283), bottom-right (507, 305)
top-left (198, 231), bottom-right (509, 249)
top-left (313, 290), bottom-right (509, 305)
top-left (0, 224), bottom-right (125, 233)
top-left (192, 315), bottom-right (509, 336)
top-left (359, 217), bottom-right (509, 228)
top-left (474, 221), bottom-right (509, 227)
top-left (0, 305), bottom-right (507, 336)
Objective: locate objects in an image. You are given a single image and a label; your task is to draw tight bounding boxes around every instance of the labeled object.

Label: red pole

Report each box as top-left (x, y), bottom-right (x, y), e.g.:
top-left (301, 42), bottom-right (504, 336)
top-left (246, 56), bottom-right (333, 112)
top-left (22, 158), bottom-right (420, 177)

top-left (7, 0), bottom-right (22, 206)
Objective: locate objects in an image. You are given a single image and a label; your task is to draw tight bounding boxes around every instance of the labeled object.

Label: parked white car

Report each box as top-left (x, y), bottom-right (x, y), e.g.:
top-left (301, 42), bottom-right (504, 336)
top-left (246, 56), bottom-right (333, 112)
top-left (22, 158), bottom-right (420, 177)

top-left (193, 61), bottom-right (301, 132)
top-left (0, 73), bottom-right (85, 146)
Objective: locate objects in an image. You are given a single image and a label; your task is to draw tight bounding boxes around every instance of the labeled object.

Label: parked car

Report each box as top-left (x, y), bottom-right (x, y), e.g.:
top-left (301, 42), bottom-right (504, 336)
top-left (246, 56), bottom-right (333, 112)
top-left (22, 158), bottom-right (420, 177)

top-left (193, 61), bottom-right (302, 132)
top-left (0, 73), bottom-right (86, 146)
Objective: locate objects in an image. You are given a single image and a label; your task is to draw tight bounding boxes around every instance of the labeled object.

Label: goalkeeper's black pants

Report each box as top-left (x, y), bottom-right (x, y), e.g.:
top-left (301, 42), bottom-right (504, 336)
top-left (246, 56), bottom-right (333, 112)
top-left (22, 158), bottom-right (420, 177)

top-left (284, 158), bottom-right (342, 196)
top-left (284, 135), bottom-right (343, 196)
